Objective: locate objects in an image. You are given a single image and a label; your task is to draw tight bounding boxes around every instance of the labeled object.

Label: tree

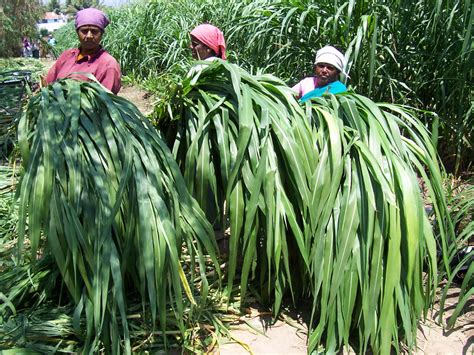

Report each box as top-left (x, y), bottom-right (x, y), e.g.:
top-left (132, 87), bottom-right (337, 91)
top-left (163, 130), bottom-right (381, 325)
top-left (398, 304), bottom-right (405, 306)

top-left (48, 0), bottom-right (60, 12)
top-left (71, 0), bottom-right (101, 9)
top-left (0, 0), bottom-right (42, 57)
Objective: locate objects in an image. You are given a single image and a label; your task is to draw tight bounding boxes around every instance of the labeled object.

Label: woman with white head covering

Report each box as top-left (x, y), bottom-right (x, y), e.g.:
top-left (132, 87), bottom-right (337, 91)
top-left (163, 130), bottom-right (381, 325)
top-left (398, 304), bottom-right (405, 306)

top-left (292, 45), bottom-right (348, 100)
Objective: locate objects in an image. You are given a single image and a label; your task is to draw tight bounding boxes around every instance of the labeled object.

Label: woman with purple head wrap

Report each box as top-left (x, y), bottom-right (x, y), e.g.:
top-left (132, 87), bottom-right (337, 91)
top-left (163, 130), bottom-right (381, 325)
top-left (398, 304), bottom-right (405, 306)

top-left (46, 8), bottom-right (121, 94)
top-left (75, 7), bottom-right (110, 30)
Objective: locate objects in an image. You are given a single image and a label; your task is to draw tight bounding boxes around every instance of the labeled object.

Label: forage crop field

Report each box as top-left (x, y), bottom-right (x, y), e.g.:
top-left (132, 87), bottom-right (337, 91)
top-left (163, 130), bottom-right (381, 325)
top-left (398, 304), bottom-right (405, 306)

top-left (54, 0), bottom-right (472, 174)
top-left (99, 0), bottom-right (472, 175)
top-left (0, 0), bottom-right (473, 353)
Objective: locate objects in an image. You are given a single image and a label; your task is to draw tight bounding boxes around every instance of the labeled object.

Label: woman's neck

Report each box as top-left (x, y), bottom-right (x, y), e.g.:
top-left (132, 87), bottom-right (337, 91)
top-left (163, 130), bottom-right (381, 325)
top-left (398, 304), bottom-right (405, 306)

top-left (80, 46), bottom-right (100, 56)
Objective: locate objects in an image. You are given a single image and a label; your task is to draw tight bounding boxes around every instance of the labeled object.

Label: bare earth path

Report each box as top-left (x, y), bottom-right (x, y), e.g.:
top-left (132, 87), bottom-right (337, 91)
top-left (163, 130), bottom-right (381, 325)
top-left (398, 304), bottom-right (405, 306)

top-left (118, 84), bottom-right (154, 115)
top-left (215, 288), bottom-right (472, 354)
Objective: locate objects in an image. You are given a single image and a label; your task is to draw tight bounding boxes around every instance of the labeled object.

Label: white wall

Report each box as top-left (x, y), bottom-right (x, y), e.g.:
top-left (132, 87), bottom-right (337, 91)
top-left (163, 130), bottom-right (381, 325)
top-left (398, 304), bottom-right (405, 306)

top-left (37, 21), bottom-right (67, 33)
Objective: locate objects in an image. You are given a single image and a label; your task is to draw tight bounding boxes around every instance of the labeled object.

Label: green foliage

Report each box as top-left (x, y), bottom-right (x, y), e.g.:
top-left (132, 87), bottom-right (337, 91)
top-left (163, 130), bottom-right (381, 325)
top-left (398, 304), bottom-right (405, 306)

top-left (51, 21), bottom-right (77, 54)
top-left (47, 0), bottom-right (60, 12)
top-left (303, 93), bottom-right (454, 353)
top-left (1, 304), bottom-right (79, 352)
top-left (0, 58), bottom-right (46, 159)
top-left (39, 28), bottom-right (49, 37)
top-left (0, 167), bottom-right (19, 272)
top-left (232, 0), bottom-right (472, 174)
top-left (0, 0), bottom-right (42, 57)
top-left (59, 0), bottom-right (472, 174)
top-left (71, 0), bottom-right (101, 9)
top-left (156, 61), bottom-right (454, 353)
top-left (438, 181), bottom-right (473, 329)
top-left (0, 57), bottom-right (46, 82)
top-left (101, 0), bottom-right (205, 78)
top-left (6, 0), bottom-right (470, 352)
top-left (14, 79), bottom-right (220, 353)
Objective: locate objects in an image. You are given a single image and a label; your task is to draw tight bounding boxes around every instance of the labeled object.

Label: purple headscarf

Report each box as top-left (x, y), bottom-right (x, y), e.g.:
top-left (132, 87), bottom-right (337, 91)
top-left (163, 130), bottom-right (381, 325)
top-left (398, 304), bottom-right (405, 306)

top-left (75, 8), bottom-right (110, 31)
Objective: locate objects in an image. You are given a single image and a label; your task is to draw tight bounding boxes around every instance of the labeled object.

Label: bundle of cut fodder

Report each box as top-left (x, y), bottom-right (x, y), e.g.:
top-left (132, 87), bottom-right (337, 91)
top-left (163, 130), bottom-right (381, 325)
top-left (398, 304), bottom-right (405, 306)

top-left (14, 79), bottom-right (219, 353)
top-left (156, 60), bottom-right (454, 354)
top-left (301, 93), bottom-right (455, 353)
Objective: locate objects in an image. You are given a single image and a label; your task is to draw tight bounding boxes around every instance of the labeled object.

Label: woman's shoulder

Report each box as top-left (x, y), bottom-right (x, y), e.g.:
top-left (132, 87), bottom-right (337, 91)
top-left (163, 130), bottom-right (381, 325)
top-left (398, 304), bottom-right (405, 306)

top-left (292, 76), bottom-right (317, 95)
top-left (296, 76), bottom-right (316, 85)
top-left (293, 76), bottom-right (316, 88)
top-left (63, 48), bottom-right (78, 55)
top-left (54, 48), bottom-right (79, 63)
top-left (97, 49), bottom-right (120, 68)
top-left (58, 48), bottom-right (78, 57)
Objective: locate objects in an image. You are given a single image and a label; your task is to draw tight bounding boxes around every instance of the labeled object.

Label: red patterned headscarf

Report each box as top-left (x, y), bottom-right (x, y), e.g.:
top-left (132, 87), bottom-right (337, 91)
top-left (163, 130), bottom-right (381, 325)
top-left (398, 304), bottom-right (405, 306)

top-left (190, 24), bottom-right (227, 60)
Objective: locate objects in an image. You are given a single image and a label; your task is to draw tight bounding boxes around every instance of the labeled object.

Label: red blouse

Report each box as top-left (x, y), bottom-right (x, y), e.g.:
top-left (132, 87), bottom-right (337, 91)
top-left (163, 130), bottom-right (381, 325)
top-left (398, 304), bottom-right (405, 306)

top-left (46, 47), bottom-right (121, 94)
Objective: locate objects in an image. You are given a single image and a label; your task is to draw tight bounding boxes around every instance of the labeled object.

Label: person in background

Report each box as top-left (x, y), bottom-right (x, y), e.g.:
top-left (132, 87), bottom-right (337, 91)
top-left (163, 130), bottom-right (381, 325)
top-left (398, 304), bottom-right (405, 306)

top-left (47, 34), bottom-right (56, 46)
top-left (292, 45), bottom-right (348, 101)
top-left (188, 24), bottom-right (229, 252)
top-left (46, 8), bottom-right (121, 94)
top-left (31, 41), bottom-right (40, 59)
top-left (22, 37), bottom-right (31, 57)
top-left (188, 24), bottom-right (226, 73)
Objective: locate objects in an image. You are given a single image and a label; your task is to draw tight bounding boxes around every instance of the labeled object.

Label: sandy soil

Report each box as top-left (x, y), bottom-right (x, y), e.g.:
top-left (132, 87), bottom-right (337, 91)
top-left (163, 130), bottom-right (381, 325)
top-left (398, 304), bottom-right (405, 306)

top-left (118, 84), bottom-right (154, 116)
top-left (215, 288), bottom-right (473, 355)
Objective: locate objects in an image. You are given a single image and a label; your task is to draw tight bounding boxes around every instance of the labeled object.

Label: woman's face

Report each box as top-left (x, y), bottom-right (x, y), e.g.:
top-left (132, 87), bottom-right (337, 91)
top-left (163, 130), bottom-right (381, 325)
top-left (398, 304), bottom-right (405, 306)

top-left (314, 62), bottom-right (340, 87)
top-left (77, 25), bottom-right (103, 53)
top-left (190, 35), bottom-right (214, 60)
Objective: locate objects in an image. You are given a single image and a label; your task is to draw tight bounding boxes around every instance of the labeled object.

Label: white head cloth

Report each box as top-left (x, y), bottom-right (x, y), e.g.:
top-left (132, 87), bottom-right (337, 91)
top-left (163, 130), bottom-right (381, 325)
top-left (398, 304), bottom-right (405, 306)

top-left (314, 46), bottom-right (348, 78)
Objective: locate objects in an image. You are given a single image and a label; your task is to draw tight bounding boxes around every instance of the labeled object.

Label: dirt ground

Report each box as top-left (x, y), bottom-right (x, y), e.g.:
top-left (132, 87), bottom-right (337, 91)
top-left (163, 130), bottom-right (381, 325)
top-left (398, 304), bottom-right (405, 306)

top-left (39, 59), bottom-right (473, 354)
top-left (118, 84), bottom-right (154, 115)
top-left (119, 84), bottom-right (473, 355)
top-left (214, 288), bottom-right (473, 355)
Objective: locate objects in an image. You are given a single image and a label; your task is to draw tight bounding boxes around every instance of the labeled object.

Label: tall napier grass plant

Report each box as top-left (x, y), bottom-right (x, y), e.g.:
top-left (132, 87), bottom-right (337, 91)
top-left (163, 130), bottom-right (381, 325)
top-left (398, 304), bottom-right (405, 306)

top-left (52, 0), bottom-right (471, 174)
top-left (438, 181), bottom-right (473, 329)
top-left (220, 0), bottom-right (472, 173)
top-left (303, 93), bottom-right (456, 353)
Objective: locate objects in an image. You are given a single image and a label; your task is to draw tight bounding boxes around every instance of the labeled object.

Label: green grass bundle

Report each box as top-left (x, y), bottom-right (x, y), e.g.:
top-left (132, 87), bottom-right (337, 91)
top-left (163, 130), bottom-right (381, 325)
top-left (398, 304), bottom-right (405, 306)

top-left (158, 60), bottom-right (316, 313)
top-left (156, 61), bottom-right (454, 353)
top-left (0, 167), bottom-right (19, 267)
top-left (15, 79), bottom-right (219, 353)
top-left (302, 93), bottom-right (455, 353)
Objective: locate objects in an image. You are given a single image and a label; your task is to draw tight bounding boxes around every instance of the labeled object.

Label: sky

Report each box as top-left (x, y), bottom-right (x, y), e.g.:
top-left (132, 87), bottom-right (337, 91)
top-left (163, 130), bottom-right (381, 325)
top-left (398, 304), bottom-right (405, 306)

top-left (44, 0), bottom-right (132, 7)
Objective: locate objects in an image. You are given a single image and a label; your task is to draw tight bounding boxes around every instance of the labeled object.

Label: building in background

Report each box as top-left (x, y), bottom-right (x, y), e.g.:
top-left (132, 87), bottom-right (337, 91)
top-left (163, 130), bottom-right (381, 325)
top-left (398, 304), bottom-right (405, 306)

top-left (103, 0), bottom-right (131, 6)
top-left (37, 12), bottom-right (68, 33)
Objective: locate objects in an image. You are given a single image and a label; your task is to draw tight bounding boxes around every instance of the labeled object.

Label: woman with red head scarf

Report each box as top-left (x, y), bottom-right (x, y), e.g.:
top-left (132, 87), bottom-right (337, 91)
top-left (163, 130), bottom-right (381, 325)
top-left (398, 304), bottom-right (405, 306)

top-left (46, 8), bottom-right (121, 94)
top-left (188, 24), bottom-right (226, 74)
top-left (190, 24), bottom-right (226, 60)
